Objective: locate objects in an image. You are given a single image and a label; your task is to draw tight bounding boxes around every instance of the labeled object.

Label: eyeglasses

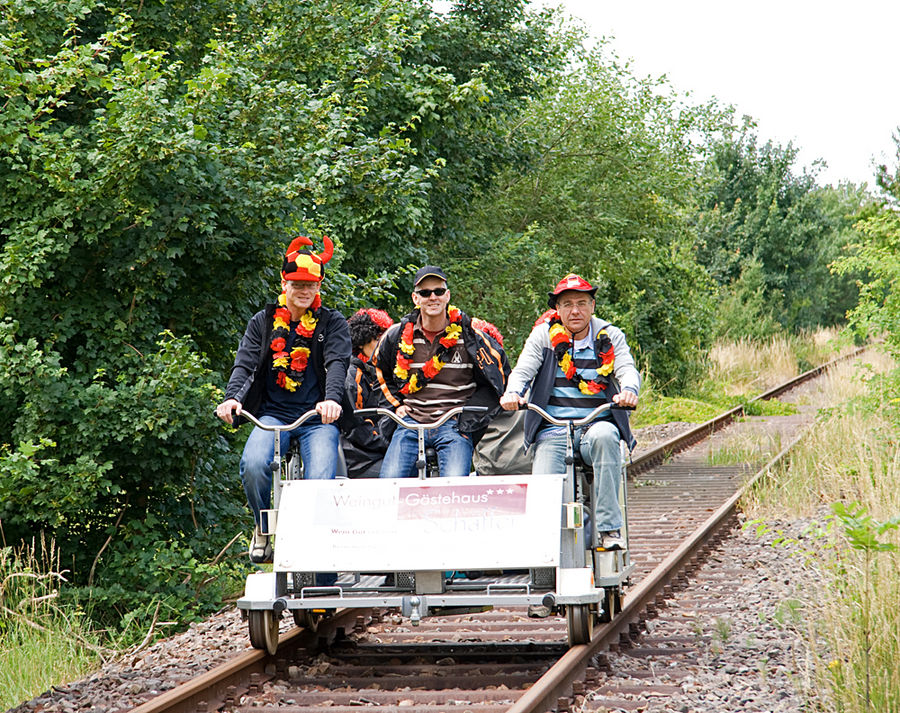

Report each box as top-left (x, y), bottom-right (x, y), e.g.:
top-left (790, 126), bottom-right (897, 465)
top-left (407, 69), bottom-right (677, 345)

top-left (287, 281), bottom-right (318, 291)
top-left (557, 299), bottom-right (593, 311)
top-left (415, 287), bottom-right (448, 297)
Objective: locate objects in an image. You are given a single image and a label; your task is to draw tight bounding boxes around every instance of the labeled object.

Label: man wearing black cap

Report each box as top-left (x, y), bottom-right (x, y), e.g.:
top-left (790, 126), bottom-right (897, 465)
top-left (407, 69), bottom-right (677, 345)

top-left (216, 236), bottom-right (351, 563)
top-left (374, 266), bottom-right (509, 478)
top-left (500, 273), bottom-right (640, 553)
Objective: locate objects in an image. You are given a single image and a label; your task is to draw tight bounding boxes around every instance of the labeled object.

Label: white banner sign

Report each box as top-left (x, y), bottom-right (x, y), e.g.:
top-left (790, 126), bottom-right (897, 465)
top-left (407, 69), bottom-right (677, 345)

top-left (274, 475), bottom-right (564, 572)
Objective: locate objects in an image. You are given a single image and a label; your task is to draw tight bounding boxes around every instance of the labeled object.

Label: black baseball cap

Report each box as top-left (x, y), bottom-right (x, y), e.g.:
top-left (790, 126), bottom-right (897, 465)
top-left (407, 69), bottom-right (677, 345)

top-left (414, 265), bottom-right (448, 286)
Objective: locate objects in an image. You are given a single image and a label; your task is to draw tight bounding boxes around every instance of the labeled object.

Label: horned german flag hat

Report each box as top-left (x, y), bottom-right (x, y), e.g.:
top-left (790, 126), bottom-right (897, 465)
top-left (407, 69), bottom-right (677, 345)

top-left (282, 236), bottom-right (334, 282)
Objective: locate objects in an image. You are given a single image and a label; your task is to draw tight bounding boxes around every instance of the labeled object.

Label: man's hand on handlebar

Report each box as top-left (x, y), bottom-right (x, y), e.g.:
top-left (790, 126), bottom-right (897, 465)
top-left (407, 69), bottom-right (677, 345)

top-left (396, 404), bottom-right (410, 418)
top-left (613, 390), bottom-right (639, 409)
top-left (316, 399), bottom-right (342, 424)
top-left (216, 398), bottom-right (242, 425)
top-left (500, 392), bottom-right (526, 411)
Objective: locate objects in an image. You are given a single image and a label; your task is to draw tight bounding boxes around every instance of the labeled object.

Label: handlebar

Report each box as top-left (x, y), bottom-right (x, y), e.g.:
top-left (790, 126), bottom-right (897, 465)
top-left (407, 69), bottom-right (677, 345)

top-left (355, 405), bottom-right (488, 430)
top-left (227, 408), bottom-right (321, 432)
top-left (521, 401), bottom-right (631, 427)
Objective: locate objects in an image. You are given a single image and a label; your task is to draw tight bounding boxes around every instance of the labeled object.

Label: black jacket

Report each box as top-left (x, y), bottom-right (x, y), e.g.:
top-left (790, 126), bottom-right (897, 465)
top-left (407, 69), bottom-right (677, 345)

top-left (343, 357), bottom-right (394, 449)
top-left (341, 356), bottom-right (394, 477)
top-left (373, 310), bottom-right (510, 438)
top-left (225, 303), bottom-right (351, 426)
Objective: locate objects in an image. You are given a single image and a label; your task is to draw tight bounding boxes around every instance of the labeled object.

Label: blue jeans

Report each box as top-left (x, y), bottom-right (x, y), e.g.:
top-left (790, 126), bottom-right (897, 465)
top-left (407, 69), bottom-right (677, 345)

top-left (532, 420), bottom-right (623, 539)
top-left (380, 417), bottom-right (473, 478)
top-left (240, 416), bottom-right (340, 525)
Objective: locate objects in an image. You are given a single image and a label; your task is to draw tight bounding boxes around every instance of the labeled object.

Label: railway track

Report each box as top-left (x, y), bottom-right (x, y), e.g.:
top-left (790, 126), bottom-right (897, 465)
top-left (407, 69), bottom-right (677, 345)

top-left (125, 348), bottom-right (863, 713)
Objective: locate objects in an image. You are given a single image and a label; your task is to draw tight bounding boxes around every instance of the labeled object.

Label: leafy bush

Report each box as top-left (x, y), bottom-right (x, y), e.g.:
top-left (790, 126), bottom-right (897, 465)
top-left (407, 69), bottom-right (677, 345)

top-left (0, 326), bottom-right (246, 628)
top-left (0, 0), bottom-right (566, 632)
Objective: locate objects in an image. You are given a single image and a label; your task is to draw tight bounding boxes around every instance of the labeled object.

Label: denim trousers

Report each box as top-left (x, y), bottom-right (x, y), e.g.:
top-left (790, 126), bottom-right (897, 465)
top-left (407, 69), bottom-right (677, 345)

top-left (379, 417), bottom-right (473, 478)
top-left (240, 415), bottom-right (340, 525)
top-left (531, 420), bottom-right (623, 538)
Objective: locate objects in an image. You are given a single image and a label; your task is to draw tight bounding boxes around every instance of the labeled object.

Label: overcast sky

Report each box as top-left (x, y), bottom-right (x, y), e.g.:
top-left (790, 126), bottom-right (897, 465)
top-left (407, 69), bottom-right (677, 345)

top-left (548, 0), bottom-right (900, 188)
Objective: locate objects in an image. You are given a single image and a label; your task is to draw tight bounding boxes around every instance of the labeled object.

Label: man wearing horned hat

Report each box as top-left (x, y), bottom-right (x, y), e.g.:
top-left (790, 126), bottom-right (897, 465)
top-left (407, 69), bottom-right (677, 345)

top-left (216, 236), bottom-right (351, 563)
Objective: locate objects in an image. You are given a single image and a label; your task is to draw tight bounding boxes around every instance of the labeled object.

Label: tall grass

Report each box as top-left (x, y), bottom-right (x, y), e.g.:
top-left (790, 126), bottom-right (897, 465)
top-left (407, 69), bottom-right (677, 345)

top-left (745, 349), bottom-right (900, 712)
top-left (709, 334), bottom-right (800, 396)
top-left (635, 327), bottom-right (847, 427)
top-left (706, 428), bottom-right (783, 466)
top-left (708, 327), bottom-right (852, 397)
top-left (0, 538), bottom-right (108, 711)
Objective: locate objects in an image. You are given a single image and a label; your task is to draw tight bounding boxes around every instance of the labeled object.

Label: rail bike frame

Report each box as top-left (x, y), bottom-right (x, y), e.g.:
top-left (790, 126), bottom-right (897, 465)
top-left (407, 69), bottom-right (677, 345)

top-left (236, 403), bottom-right (634, 650)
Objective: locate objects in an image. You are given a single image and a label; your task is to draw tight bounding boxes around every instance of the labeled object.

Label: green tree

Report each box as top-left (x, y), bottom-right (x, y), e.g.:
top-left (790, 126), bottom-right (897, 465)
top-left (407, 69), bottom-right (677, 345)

top-left (0, 0), bottom-right (563, 626)
top-left (695, 121), bottom-right (866, 335)
top-left (833, 209), bottom-right (900, 355)
top-left (438, 46), bottom-right (722, 389)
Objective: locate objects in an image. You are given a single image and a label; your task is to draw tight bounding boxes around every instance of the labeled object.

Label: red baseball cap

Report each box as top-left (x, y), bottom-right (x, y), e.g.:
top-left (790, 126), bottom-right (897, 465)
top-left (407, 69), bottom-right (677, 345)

top-left (548, 273), bottom-right (597, 307)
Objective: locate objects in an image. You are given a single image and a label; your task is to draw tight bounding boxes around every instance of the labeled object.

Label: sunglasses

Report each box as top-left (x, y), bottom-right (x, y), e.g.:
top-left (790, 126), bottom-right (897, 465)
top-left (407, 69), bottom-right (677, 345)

top-left (415, 287), bottom-right (448, 297)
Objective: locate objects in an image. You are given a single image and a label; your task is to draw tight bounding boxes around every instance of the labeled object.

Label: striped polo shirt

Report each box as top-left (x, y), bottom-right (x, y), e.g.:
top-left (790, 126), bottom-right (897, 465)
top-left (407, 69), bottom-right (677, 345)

top-left (545, 327), bottom-right (610, 426)
top-left (405, 319), bottom-right (476, 422)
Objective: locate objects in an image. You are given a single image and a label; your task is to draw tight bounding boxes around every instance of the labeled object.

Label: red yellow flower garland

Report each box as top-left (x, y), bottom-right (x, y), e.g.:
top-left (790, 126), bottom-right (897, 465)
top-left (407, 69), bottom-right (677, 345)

top-left (394, 306), bottom-right (463, 394)
top-left (270, 292), bottom-right (320, 391)
top-left (547, 311), bottom-right (615, 395)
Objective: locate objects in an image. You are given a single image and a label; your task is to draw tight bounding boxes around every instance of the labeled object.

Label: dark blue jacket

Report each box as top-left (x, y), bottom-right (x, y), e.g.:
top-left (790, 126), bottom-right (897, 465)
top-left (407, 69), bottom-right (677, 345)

top-left (225, 303), bottom-right (351, 426)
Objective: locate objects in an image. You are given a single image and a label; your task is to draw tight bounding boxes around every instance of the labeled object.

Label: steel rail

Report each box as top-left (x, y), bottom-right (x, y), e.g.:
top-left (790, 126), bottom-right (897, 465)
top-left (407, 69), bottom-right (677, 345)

top-left (508, 429), bottom-right (807, 713)
top-left (127, 608), bottom-right (363, 713)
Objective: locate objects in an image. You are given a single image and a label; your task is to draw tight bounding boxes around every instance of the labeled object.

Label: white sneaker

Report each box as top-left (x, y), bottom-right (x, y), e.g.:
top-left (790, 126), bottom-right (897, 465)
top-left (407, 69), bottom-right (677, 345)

top-left (600, 530), bottom-right (625, 551)
top-left (248, 526), bottom-right (273, 564)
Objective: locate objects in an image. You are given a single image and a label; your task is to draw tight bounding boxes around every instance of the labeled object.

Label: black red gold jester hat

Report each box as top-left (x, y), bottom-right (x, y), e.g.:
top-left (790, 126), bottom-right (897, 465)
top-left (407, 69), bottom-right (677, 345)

top-left (282, 236), bottom-right (334, 282)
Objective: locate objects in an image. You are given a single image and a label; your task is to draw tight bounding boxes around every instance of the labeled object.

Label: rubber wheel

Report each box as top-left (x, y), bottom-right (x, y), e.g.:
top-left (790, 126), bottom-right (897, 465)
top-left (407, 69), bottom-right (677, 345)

top-left (292, 609), bottom-right (319, 632)
top-left (248, 610), bottom-right (280, 654)
top-left (566, 604), bottom-right (594, 646)
top-left (598, 587), bottom-right (623, 623)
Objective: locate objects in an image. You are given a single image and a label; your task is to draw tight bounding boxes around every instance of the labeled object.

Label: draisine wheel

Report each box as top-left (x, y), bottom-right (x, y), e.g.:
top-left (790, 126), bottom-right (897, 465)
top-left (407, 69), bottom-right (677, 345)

top-left (292, 609), bottom-right (319, 632)
top-left (566, 604), bottom-right (594, 646)
top-left (598, 586), bottom-right (623, 623)
top-left (248, 610), bottom-right (280, 654)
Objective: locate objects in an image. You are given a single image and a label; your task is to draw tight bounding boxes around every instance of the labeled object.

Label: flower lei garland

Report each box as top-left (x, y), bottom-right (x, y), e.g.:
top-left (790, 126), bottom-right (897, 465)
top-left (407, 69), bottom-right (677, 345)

top-left (270, 292), bottom-right (320, 391)
top-left (546, 311), bottom-right (615, 395)
top-left (393, 306), bottom-right (463, 395)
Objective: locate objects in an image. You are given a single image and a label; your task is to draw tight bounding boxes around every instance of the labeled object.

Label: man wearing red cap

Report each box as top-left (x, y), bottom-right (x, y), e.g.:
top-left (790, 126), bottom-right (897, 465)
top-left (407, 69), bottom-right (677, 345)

top-left (216, 236), bottom-right (351, 563)
top-left (500, 273), bottom-right (640, 552)
top-left (374, 265), bottom-right (510, 478)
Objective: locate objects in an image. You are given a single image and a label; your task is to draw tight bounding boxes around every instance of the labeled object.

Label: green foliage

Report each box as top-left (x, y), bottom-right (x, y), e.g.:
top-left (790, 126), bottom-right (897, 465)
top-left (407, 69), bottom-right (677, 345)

top-left (830, 501), bottom-right (899, 553)
top-left (741, 397), bottom-right (798, 417)
top-left (630, 395), bottom-right (722, 428)
top-left (836, 130), bottom-right (900, 353)
top-left (0, 325), bottom-right (246, 626)
top-left (440, 45), bottom-right (723, 389)
top-left (696, 121), bottom-right (868, 336)
top-left (834, 210), bottom-right (900, 356)
top-left (712, 258), bottom-right (781, 340)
